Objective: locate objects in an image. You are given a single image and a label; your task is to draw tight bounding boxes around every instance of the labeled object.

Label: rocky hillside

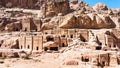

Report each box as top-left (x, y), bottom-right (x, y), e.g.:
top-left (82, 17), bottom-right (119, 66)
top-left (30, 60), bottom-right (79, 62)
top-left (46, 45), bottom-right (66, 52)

top-left (0, 0), bottom-right (39, 9)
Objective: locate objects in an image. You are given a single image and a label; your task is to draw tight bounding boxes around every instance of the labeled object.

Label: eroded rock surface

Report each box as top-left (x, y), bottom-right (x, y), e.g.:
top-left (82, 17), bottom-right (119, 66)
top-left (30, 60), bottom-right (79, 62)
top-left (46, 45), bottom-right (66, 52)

top-left (59, 13), bottom-right (116, 29)
top-left (0, 0), bottom-right (38, 9)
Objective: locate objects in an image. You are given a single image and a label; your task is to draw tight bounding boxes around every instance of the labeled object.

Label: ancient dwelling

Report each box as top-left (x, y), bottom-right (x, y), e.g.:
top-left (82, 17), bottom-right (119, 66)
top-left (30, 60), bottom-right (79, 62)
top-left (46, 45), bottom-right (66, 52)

top-left (18, 29), bottom-right (89, 51)
top-left (18, 28), bottom-right (120, 51)
top-left (19, 35), bottom-right (43, 51)
top-left (21, 17), bottom-right (42, 32)
top-left (81, 51), bottom-right (119, 67)
top-left (19, 34), bottom-right (68, 51)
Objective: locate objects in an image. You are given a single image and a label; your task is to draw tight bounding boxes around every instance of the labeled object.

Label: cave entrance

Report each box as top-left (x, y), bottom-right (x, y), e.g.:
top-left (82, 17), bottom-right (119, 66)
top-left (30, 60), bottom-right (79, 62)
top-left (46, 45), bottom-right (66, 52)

top-left (27, 45), bottom-right (30, 49)
top-left (96, 46), bottom-right (101, 50)
top-left (102, 61), bottom-right (105, 66)
top-left (25, 28), bottom-right (27, 31)
top-left (44, 47), bottom-right (48, 51)
top-left (62, 43), bottom-right (65, 47)
top-left (70, 34), bottom-right (73, 38)
top-left (21, 45), bottom-right (23, 49)
top-left (36, 47), bottom-right (39, 50)
top-left (46, 36), bottom-right (54, 41)
top-left (50, 47), bottom-right (58, 51)
top-left (79, 34), bottom-right (86, 42)
top-left (15, 28), bottom-right (19, 31)
top-left (82, 57), bottom-right (89, 62)
top-left (84, 58), bottom-right (89, 62)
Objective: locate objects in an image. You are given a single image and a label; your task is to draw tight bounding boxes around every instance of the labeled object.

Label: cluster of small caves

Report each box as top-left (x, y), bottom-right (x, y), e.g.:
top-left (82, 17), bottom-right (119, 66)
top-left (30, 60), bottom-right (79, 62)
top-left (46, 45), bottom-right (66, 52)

top-left (18, 29), bottom-right (120, 66)
top-left (19, 29), bottom-right (120, 51)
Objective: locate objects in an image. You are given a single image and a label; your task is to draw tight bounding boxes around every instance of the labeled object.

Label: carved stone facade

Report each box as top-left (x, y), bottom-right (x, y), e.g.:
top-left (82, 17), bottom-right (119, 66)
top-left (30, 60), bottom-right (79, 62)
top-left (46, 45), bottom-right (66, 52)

top-left (19, 35), bottom-right (43, 51)
top-left (19, 34), bottom-right (68, 51)
top-left (21, 17), bottom-right (42, 32)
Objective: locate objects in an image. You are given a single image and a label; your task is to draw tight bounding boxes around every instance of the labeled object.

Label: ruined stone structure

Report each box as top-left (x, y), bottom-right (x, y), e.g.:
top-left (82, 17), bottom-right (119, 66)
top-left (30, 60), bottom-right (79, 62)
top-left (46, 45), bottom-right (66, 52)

top-left (19, 28), bottom-right (120, 51)
top-left (81, 51), bottom-right (120, 67)
top-left (19, 35), bottom-right (43, 51)
top-left (60, 29), bottom-right (89, 42)
top-left (82, 53), bottom-right (110, 66)
top-left (19, 34), bottom-right (68, 51)
top-left (21, 17), bottom-right (42, 32)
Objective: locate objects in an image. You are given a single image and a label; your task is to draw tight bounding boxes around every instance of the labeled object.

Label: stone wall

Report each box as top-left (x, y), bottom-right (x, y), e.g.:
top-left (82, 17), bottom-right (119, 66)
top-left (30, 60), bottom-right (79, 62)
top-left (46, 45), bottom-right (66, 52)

top-left (33, 36), bottom-right (43, 51)
top-left (19, 35), bottom-right (43, 51)
top-left (18, 35), bottom-right (68, 51)
top-left (25, 36), bottom-right (33, 50)
top-left (21, 17), bottom-right (42, 32)
top-left (19, 37), bottom-right (25, 49)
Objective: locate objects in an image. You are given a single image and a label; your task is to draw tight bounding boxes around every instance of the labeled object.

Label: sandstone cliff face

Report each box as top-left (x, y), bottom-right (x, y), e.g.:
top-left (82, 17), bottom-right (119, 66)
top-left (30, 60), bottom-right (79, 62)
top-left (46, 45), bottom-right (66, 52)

top-left (40, 0), bottom-right (70, 18)
top-left (0, 18), bottom-right (22, 31)
top-left (59, 13), bottom-right (116, 29)
top-left (5, 21), bottom-right (22, 31)
top-left (0, 0), bottom-right (38, 9)
top-left (0, 37), bottom-right (19, 49)
top-left (0, 18), bottom-right (12, 31)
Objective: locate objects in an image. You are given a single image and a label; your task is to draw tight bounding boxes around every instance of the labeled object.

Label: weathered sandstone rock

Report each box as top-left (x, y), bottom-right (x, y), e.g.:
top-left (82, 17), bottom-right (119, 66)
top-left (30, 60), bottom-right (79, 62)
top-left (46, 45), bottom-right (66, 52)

top-left (93, 2), bottom-right (108, 11)
top-left (1, 38), bottom-right (19, 49)
top-left (59, 13), bottom-right (116, 29)
top-left (1, 51), bottom-right (19, 58)
top-left (0, 0), bottom-right (38, 9)
top-left (40, 0), bottom-right (70, 17)
top-left (63, 59), bottom-right (79, 65)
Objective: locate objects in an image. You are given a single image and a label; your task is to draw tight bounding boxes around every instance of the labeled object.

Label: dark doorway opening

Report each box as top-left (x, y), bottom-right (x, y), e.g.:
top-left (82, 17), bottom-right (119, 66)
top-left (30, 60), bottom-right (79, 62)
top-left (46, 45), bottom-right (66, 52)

top-left (50, 47), bottom-right (58, 51)
top-left (102, 61), bottom-right (105, 66)
top-left (35, 29), bottom-right (37, 32)
top-left (114, 45), bottom-right (116, 47)
top-left (15, 28), bottom-right (19, 31)
top-left (46, 36), bottom-right (54, 41)
top-left (44, 47), bottom-right (48, 51)
top-left (79, 34), bottom-right (86, 42)
top-left (96, 46), bottom-right (101, 50)
top-left (70, 34), bottom-right (73, 38)
top-left (25, 28), bottom-right (27, 31)
top-left (61, 35), bottom-right (66, 37)
top-left (21, 45), bottom-right (23, 49)
top-left (109, 45), bottom-right (111, 48)
top-left (81, 57), bottom-right (89, 62)
top-left (36, 47), bottom-right (39, 50)
top-left (99, 43), bottom-right (102, 45)
top-left (85, 58), bottom-right (89, 62)
top-left (62, 43), bottom-right (65, 47)
top-left (27, 45), bottom-right (30, 49)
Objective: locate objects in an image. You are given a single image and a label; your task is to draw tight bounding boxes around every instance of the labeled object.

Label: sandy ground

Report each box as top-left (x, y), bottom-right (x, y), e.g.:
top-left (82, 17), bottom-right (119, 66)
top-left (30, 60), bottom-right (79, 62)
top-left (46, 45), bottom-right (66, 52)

top-left (0, 53), bottom-right (61, 68)
top-left (0, 53), bottom-right (119, 68)
top-left (0, 53), bottom-right (93, 68)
